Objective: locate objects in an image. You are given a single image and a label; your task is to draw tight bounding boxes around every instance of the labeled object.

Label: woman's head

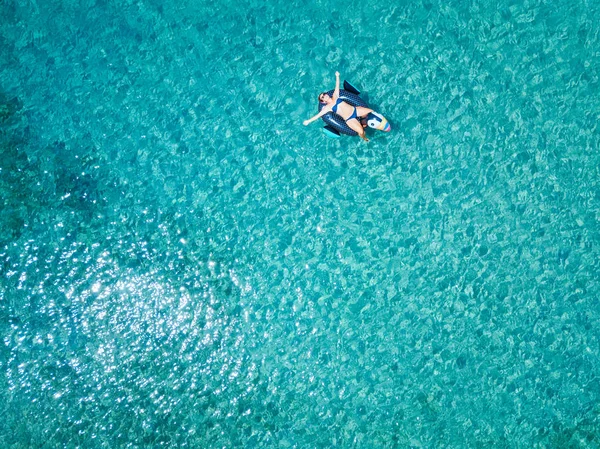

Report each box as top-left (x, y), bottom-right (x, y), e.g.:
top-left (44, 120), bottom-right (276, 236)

top-left (318, 92), bottom-right (330, 103)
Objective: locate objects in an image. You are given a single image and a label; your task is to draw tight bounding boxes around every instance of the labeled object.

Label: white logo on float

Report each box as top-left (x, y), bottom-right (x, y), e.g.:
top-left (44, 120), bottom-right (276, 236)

top-left (367, 112), bottom-right (383, 129)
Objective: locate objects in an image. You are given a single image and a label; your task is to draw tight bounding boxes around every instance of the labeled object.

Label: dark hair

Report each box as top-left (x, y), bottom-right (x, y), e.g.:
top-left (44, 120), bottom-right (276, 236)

top-left (318, 92), bottom-right (328, 103)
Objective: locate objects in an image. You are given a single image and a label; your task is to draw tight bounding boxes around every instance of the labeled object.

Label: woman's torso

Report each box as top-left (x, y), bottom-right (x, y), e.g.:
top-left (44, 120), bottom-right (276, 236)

top-left (331, 98), bottom-right (355, 119)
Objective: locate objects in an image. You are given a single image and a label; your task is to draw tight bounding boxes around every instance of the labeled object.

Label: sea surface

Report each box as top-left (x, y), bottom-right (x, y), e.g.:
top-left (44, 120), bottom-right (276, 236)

top-left (1, 0), bottom-right (600, 447)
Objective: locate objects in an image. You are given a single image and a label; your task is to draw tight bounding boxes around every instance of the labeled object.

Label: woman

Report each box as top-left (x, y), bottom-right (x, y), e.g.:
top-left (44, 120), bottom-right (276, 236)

top-left (303, 71), bottom-right (373, 142)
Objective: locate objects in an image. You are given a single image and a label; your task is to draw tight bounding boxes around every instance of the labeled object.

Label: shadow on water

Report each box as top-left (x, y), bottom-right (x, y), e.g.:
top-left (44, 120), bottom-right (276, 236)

top-left (0, 89), bottom-right (113, 248)
top-left (0, 91), bottom-right (29, 245)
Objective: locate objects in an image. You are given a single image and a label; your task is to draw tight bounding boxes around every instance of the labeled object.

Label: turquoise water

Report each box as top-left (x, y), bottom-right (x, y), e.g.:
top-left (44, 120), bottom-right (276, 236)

top-left (1, 0), bottom-right (600, 446)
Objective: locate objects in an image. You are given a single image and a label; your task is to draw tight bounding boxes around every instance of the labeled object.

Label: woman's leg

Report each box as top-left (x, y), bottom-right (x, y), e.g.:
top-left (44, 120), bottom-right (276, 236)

top-left (347, 119), bottom-right (369, 141)
top-left (356, 106), bottom-right (374, 117)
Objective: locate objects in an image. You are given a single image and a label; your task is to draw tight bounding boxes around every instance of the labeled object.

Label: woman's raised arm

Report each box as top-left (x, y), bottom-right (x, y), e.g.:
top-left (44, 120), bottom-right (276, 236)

top-left (332, 71), bottom-right (341, 100)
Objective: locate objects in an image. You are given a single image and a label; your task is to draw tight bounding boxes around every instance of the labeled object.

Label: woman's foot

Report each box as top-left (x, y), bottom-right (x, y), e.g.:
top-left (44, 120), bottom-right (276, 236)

top-left (360, 134), bottom-right (369, 142)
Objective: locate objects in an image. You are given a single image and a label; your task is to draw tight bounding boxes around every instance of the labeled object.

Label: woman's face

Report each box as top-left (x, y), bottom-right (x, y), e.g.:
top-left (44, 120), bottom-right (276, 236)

top-left (319, 93), bottom-right (331, 103)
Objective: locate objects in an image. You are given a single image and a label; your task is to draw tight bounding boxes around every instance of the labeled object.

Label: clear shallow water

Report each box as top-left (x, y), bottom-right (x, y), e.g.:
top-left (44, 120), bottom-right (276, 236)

top-left (1, 0), bottom-right (600, 447)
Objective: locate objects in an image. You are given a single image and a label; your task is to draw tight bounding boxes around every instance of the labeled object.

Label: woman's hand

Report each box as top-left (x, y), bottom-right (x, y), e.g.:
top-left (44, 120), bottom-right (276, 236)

top-left (303, 120), bottom-right (310, 126)
top-left (335, 71), bottom-right (340, 77)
